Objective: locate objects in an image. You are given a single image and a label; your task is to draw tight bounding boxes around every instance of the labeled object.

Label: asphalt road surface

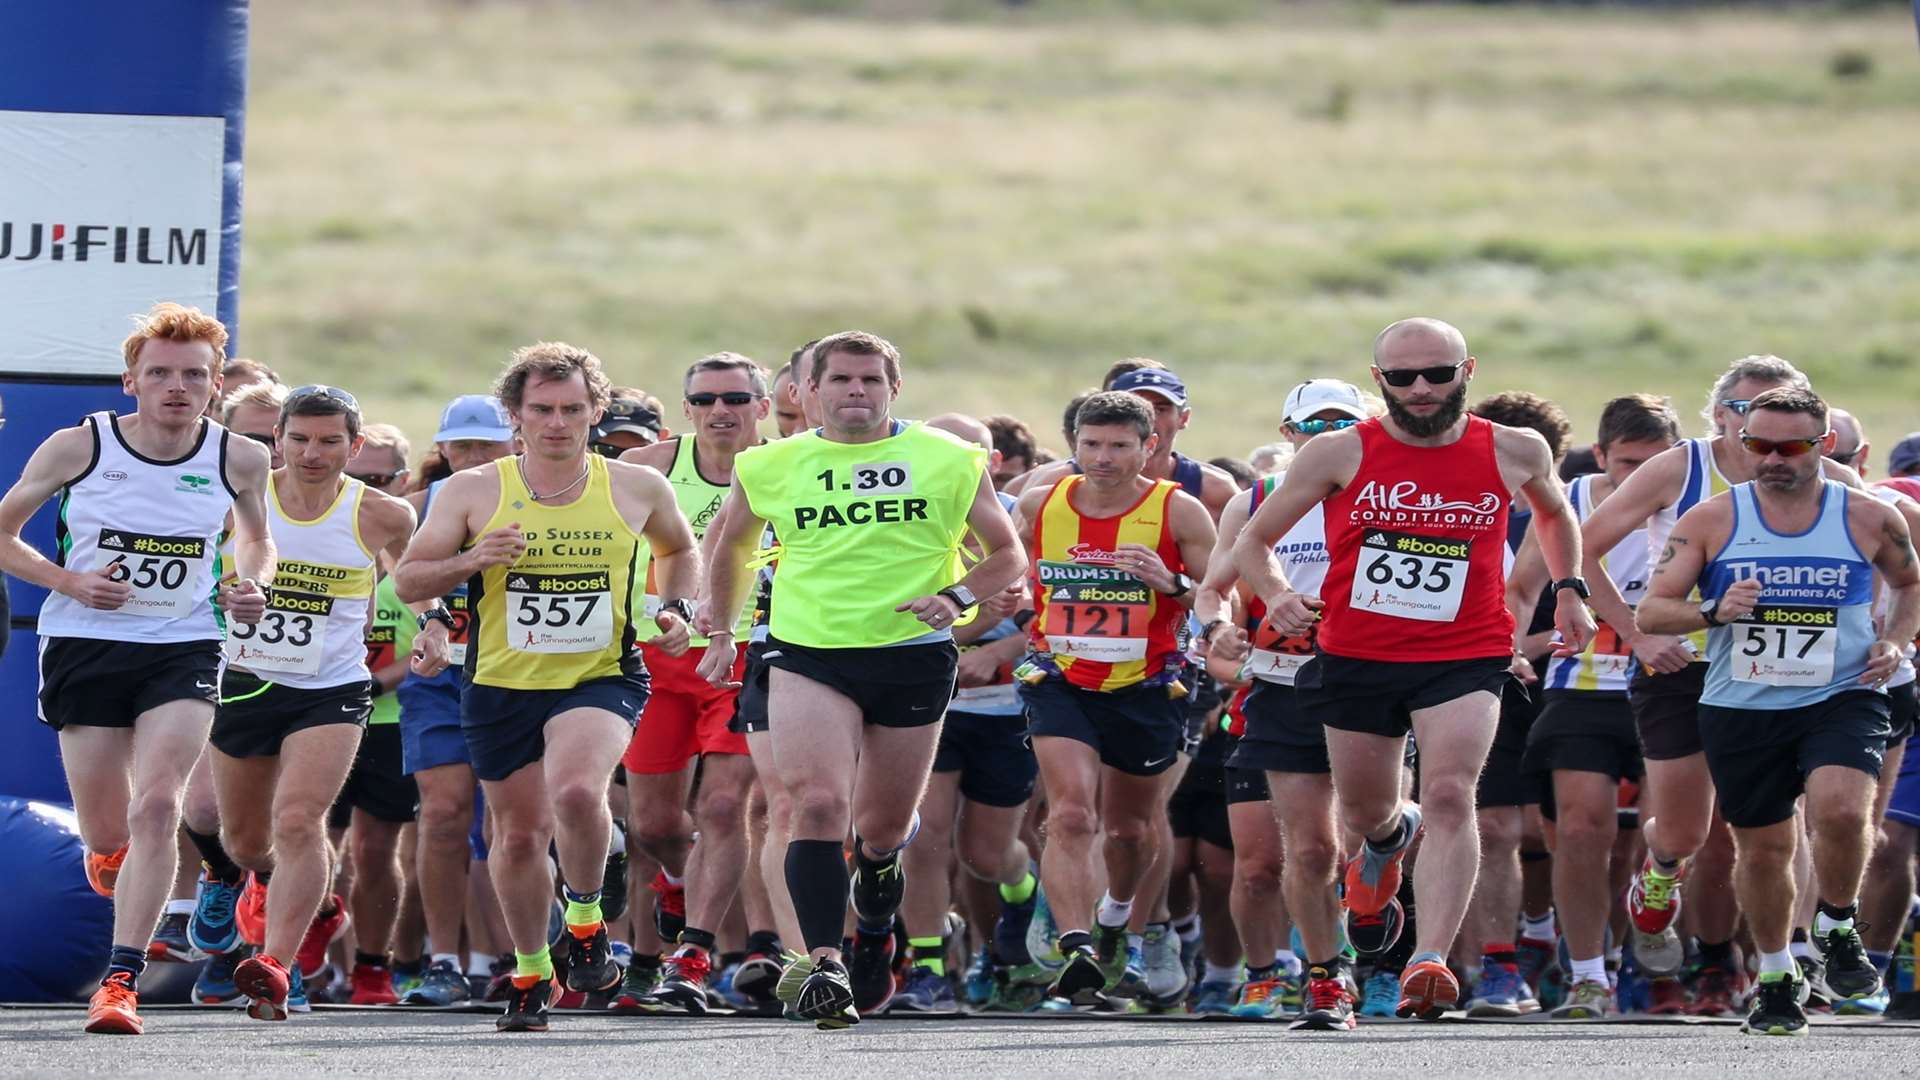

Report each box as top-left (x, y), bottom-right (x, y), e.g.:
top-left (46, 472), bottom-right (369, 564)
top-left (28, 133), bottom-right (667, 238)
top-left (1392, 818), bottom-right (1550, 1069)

top-left (3, 1007), bottom-right (1914, 1078)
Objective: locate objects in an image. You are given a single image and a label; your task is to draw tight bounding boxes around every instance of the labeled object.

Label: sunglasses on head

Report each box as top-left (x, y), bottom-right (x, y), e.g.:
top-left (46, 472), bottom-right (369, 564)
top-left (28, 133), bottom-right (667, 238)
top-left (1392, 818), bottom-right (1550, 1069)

top-left (287, 384), bottom-right (360, 411)
top-left (349, 469), bottom-right (407, 489)
top-left (1739, 432), bottom-right (1827, 458)
top-left (686, 391), bottom-right (758, 407)
top-left (1375, 361), bottom-right (1465, 388)
top-left (1291, 417), bottom-right (1361, 435)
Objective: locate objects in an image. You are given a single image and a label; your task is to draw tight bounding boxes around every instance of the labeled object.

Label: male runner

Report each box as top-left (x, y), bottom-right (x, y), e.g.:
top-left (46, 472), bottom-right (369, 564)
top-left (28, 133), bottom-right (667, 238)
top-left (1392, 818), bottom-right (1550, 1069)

top-left (394, 394), bottom-right (515, 1006)
top-left (698, 330), bottom-right (1024, 1028)
top-left (0, 303), bottom-right (275, 1034)
top-left (1234, 317), bottom-right (1593, 1019)
top-left (1201, 378), bottom-right (1369, 1027)
top-left (984, 415), bottom-right (1039, 491)
top-left (215, 386), bottom-right (441, 1020)
top-left (1637, 386), bottom-right (1919, 1035)
top-left (396, 342), bottom-right (700, 1032)
top-left (1012, 390), bottom-right (1216, 1002)
top-left (617, 352), bottom-right (768, 1013)
top-left (769, 359), bottom-right (808, 438)
top-left (1577, 355), bottom-right (1850, 1012)
top-left (1506, 394), bottom-right (1682, 1018)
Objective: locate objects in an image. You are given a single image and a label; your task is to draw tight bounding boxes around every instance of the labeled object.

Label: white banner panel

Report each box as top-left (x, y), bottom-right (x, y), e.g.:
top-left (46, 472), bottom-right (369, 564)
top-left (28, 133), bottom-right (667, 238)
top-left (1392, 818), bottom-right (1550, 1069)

top-left (0, 110), bottom-right (225, 376)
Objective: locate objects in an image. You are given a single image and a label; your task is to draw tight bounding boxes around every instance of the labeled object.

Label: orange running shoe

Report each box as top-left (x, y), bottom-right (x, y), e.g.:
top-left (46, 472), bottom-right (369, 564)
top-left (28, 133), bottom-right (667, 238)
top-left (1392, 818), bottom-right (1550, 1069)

top-left (236, 873), bottom-right (268, 947)
top-left (1397, 956), bottom-right (1460, 1021)
top-left (295, 895), bottom-right (350, 979)
top-left (349, 963), bottom-right (400, 1006)
top-left (85, 844), bottom-right (129, 899)
top-left (234, 953), bottom-right (292, 1021)
top-left (1341, 805), bottom-right (1421, 917)
top-left (85, 972), bottom-right (143, 1035)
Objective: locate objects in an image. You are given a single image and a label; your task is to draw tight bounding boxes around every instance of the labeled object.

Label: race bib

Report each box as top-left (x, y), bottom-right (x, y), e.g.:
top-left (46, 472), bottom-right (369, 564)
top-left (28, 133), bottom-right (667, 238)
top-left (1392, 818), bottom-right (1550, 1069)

top-left (506, 570), bottom-right (614, 653)
top-left (1586, 622), bottom-right (1636, 680)
top-left (1350, 529), bottom-right (1469, 623)
top-left (1246, 619), bottom-right (1316, 684)
top-left (1731, 605), bottom-right (1837, 687)
top-left (365, 624), bottom-right (398, 672)
top-left (445, 589), bottom-right (472, 666)
top-left (98, 528), bottom-right (204, 618)
top-left (1038, 559), bottom-right (1151, 662)
top-left (226, 589), bottom-right (332, 675)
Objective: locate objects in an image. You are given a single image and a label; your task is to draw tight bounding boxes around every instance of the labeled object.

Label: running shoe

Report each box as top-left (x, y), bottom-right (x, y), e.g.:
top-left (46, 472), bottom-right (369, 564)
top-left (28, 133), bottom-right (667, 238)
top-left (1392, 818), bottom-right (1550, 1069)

top-left (774, 953), bottom-right (815, 1005)
top-left (645, 946), bottom-right (713, 1014)
top-left (795, 957), bottom-right (859, 1030)
top-left (962, 947), bottom-right (996, 1006)
top-left (296, 896), bottom-right (350, 980)
top-left (399, 958), bottom-right (472, 1006)
top-left (497, 975), bottom-right (557, 1033)
top-left (601, 847), bottom-right (629, 923)
top-left (1465, 957), bottom-right (1529, 1018)
top-left (1359, 969), bottom-right (1400, 1018)
top-left (392, 960), bottom-right (425, 997)
top-left (236, 873), bottom-right (268, 947)
top-left (1836, 987), bottom-right (1889, 1016)
top-left (1025, 885), bottom-right (1064, 972)
top-left (1342, 805), bottom-right (1421, 917)
top-left (1048, 944), bottom-right (1108, 1003)
top-left (608, 958), bottom-right (661, 1013)
top-left (1813, 924), bottom-right (1882, 1001)
top-left (1190, 978), bottom-right (1238, 1015)
top-left (190, 869), bottom-right (243, 956)
top-left (1626, 858), bottom-right (1686, 975)
top-left (890, 965), bottom-right (960, 1013)
top-left (1797, 954), bottom-right (1833, 1010)
top-left (193, 948), bottom-right (246, 1006)
top-left (983, 977), bottom-right (1048, 1013)
top-left (235, 953), bottom-right (293, 1022)
top-left (1397, 956), bottom-right (1460, 1020)
top-left (1291, 966), bottom-right (1357, 1031)
top-left (563, 922), bottom-right (621, 993)
top-left (349, 963), bottom-right (399, 1006)
top-left (1142, 924), bottom-right (1188, 1004)
top-left (1110, 940), bottom-right (1147, 999)
top-left (995, 890), bottom-right (1038, 968)
top-left (85, 844), bottom-right (128, 899)
top-left (85, 972), bottom-right (142, 1035)
top-left (288, 966), bottom-right (311, 1014)
top-left (1230, 977), bottom-right (1283, 1018)
top-left (1346, 896), bottom-right (1405, 958)
top-left (1092, 923), bottom-right (1130, 989)
top-left (1277, 971), bottom-right (1304, 1014)
top-left (848, 920), bottom-right (898, 1013)
top-left (1742, 971), bottom-right (1808, 1036)
top-left (1645, 975), bottom-right (1690, 1015)
top-left (651, 871), bottom-right (686, 943)
top-left (1686, 963), bottom-right (1746, 1018)
top-left (734, 948), bottom-right (785, 1005)
top-left (1549, 978), bottom-right (1614, 1020)
top-left (1516, 935), bottom-right (1556, 995)
top-left (851, 845), bottom-right (907, 927)
top-left (148, 912), bottom-right (196, 964)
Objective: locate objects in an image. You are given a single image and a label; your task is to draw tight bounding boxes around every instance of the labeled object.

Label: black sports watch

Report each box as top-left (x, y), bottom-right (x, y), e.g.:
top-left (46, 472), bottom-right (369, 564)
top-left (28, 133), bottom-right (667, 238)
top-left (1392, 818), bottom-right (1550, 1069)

top-left (1550, 577), bottom-right (1591, 600)
top-left (660, 598), bottom-right (697, 624)
top-left (1699, 598), bottom-right (1724, 627)
top-left (418, 606), bottom-right (456, 633)
top-left (938, 585), bottom-right (979, 612)
top-left (1166, 572), bottom-right (1194, 598)
top-left (1201, 618), bottom-right (1229, 644)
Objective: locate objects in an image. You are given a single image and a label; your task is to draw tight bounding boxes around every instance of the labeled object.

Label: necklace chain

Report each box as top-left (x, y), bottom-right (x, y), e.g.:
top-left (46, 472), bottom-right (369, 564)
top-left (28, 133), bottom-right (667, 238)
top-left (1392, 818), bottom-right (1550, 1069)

top-left (525, 458), bottom-right (590, 502)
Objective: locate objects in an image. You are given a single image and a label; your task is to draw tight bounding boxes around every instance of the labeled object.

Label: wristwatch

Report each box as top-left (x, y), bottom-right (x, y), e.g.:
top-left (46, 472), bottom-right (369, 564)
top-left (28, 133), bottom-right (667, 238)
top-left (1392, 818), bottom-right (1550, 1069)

top-left (1550, 577), bottom-right (1591, 600)
top-left (938, 585), bottom-right (979, 612)
top-left (1699, 598), bottom-right (1724, 627)
top-left (1166, 572), bottom-right (1194, 598)
top-left (660, 598), bottom-right (697, 624)
top-left (1201, 618), bottom-right (1228, 644)
top-left (418, 607), bottom-right (456, 633)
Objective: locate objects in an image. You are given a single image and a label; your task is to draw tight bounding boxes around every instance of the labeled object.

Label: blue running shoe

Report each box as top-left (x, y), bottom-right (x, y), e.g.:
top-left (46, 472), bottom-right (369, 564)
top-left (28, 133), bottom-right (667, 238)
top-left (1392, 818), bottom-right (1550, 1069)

top-left (889, 965), bottom-right (959, 1013)
top-left (1025, 885), bottom-right (1064, 972)
top-left (963, 947), bottom-right (995, 1006)
top-left (1466, 957), bottom-right (1530, 1017)
top-left (148, 910), bottom-right (197, 964)
top-left (1190, 979), bottom-right (1237, 1015)
top-left (1360, 970), bottom-right (1400, 1018)
top-left (288, 965), bottom-right (312, 1014)
top-left (994, 888), bottom-right (1037, 967)
top-left (190, 870), bottom-right (243, 957)
top-left (399, 958), bottom-right (472, 1006)
top-left (192, 948), bottom-right (246, 1006)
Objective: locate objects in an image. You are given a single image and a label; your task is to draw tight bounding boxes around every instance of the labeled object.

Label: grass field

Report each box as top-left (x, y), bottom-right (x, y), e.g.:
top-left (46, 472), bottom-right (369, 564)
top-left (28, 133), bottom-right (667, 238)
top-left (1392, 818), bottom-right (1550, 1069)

top-left (239, 1), bottom-right (1920, 462)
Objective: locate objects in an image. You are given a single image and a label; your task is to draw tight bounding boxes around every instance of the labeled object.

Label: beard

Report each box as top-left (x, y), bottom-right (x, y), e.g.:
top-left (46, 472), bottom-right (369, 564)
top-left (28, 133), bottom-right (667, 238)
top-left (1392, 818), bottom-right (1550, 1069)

top-left (1384, 380), bottom-right (1468, 438)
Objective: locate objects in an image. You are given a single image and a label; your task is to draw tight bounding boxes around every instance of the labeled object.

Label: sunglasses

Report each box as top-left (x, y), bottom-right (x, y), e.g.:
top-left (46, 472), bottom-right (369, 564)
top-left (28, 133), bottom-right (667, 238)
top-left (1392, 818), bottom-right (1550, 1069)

top-left (287, 384), bottom-right (361, 412)
top-left (686, 391), bottom-right (758, 407)
top-left (1720, 398), bottom-right (1754, 416)
top-left (1826, 447), bottom-right (1860, 466)
top-left (1375, 361), bottom-right (1465, 388)
top-left (590, 442), bottom-right (628, 459)
top-left (1291, 417), bottom-right (1361, 435)
top-left (1739, 433), bottom-right (1827, 458)
top-left (239, 430), bottom-right (275, 447)
top-left (349, 470), bottom-right (407, 489)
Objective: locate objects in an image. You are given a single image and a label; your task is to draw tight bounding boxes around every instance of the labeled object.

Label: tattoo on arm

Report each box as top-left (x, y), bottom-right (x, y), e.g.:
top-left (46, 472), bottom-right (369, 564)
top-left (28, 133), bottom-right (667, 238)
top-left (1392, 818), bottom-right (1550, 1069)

top-left (1884, 520), bottom-right (1917, 571)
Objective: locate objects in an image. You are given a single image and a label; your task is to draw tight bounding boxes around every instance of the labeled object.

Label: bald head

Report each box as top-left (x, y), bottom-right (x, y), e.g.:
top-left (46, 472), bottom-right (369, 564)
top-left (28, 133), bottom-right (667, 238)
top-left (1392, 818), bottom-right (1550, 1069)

top-left (1828, 407), bottom-right (1868, 474)
top-left (1373, 317), bottom-right (1468, 368)
top-left (927, 412), bottom-right (994, 452)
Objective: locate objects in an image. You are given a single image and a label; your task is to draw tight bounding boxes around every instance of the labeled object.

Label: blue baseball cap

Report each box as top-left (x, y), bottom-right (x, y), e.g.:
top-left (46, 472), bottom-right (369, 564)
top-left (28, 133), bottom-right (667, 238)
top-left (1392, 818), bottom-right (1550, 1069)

top-left (1110, 368), bottom-right (1188, 409)
top-left (434, 395), bottom-right (512, 443)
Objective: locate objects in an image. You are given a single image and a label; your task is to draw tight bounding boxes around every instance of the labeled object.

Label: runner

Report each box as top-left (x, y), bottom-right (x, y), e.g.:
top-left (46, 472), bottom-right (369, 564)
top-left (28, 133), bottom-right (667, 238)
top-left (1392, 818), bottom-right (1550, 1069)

top-left (984, 415), bottom-right (1040, 492)
top-left (698, 330), bottom-right (1024, 1029)
top-left (223, 382), bottom-right (289, 468)
top-left (394, 394), bottom-right (516, 1007)
top-left (0, 303), bottom-right (276, 1035)
top-left (395, 342), bottom-right (700, 1032)
top-left (1233, 317), bottom-right (1594, 1020)
top-left (1576, 355), bottom-right (1851, 1014)
top-left (1636, 386), bottom-right (1919, 1035)
top-left (1012, 390), bottom-right (1216, 1004)
top-left (1506, 394), bottom-right (1682, 1019)
top-left (769, 353), bottom-right (809, 438)
top-left (590, 393), bottom-right (664, 456)
top-left (616, 352), bottom-right (769, 1013)
top-left (1200, 378), bottom-right (1369, 1027)
top-left (214, 386), bottom-right (439, 1021)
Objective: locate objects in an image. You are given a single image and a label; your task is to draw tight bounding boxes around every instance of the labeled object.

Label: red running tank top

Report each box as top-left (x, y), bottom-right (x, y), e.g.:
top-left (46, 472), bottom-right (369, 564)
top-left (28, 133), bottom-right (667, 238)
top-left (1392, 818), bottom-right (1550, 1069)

top-left (1317, 416), bottom-right (1515, 662)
